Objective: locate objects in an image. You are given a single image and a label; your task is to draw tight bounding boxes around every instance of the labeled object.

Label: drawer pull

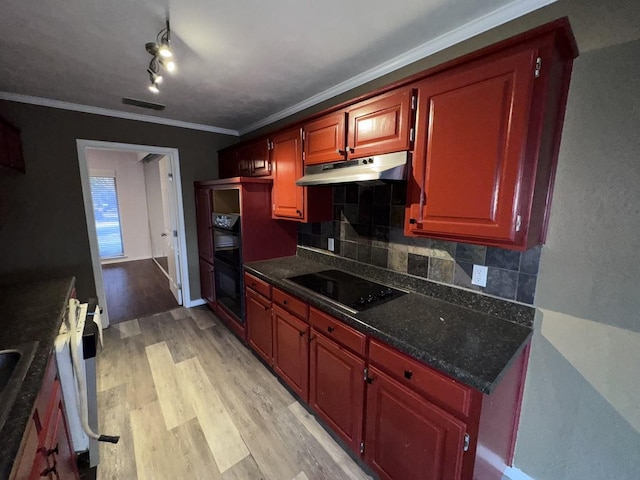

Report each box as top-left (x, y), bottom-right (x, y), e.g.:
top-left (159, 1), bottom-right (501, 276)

top-left (327, 326), bottom-right (335, 333)
top-left (46, 444), bottom-right (59, 456)
top-left (404, 370), bottom-right (413, 380)
top-left (40, 461), bottom-right (58, 477)
top-left (283, 299), bottom-right (288, 305)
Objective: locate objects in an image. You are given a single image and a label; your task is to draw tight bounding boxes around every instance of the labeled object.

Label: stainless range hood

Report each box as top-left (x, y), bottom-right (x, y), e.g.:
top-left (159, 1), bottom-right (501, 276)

top-left (296, 151), bottom-right (409, 186)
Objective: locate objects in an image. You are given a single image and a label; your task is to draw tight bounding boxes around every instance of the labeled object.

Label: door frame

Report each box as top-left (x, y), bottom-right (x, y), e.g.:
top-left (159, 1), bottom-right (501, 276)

top-left (76, 140), bottom-right (193, 327)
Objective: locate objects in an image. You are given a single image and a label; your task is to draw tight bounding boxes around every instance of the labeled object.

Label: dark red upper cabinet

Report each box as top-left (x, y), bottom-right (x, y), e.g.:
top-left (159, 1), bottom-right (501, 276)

top-left (0, 117), bottom-right (25, 173)
top-left (218, 147), bottom-right (238, 179)
top-left (218, 138), bottom-right (271, 178)
top-left (346, 89), bottom-right (414, 159)
top-left (250, 138), bottom-right (271, 177)
top-left (236, 142), bottom-right (254, 177)
top-left (271, 127), bottom-right (305, 220)
top-left (303, 112), bottom-right (347, 165)
top-left (406, 25), bottom-right (576, 250)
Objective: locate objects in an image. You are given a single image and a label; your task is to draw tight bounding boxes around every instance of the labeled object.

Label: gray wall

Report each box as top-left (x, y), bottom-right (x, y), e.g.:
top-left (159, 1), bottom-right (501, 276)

top-left (513, 35), bottom-right (640, 480)
top-left (0, 102), bottom-right (236, 301)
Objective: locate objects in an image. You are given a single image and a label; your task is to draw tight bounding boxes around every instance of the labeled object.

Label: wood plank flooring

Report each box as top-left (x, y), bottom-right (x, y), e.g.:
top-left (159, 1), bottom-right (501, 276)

top-left (97, 307), bottom-right (375, 480)
top-left (102, 259), bottom-right (178, 324)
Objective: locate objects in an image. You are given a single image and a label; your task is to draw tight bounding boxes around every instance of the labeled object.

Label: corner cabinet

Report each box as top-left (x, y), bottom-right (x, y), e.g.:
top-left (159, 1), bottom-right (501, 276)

top-left (270, 127), bottom-right (333, 222)
top-left (406, 23), bottom-right (577, 250)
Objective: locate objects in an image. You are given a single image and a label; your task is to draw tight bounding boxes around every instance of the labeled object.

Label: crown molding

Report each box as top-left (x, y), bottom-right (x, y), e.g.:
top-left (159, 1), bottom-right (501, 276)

top-left (0, 92), bottom-right (240, 136)
top-left (238, 0), bottom-right (557, 135)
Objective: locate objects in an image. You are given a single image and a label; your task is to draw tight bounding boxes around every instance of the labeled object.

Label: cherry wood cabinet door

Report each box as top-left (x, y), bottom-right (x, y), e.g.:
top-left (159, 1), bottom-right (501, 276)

top-left (0, 118), bottom-right (25, 173)
top-left (365, 367), bottom-right (467, 480)
top-left (48, 394), bottom-right (80, 479)
top-left (303, 112), bottom-right (347, 165)
top-left (346, 89), bottom-right (414, 159)
top-left (218, 147), bottom-right (238, 179)
top-left (199, 259), bottom-right (215, 308)
top-left (236, 143), bottom-right (254, 177)
top-left (271, 128), bottom-right (305, 220)
top-left (309, 331), bottom-right (365, 454)
top-left (250, 139), bottom-right (271, 176)
top-left (407, 48), bottom-right (537, 244)
top-left (195, 187), bottom-right (214, 263)
top-left (246, 288), bottom-right (273, 365)
top-left (272, 304), bottom-right (309, 401)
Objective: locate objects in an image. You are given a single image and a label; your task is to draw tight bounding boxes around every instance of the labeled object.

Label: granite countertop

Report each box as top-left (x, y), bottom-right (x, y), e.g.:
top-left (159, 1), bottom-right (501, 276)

top-left (245, 250), bottom-right (533, 395)
top-left (0, 277), bottom-right (75, 480)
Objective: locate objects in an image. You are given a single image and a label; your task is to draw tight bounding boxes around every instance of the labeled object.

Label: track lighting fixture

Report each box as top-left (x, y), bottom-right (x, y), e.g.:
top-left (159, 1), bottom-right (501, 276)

top-left (145, 18), bottom-right (176, 94)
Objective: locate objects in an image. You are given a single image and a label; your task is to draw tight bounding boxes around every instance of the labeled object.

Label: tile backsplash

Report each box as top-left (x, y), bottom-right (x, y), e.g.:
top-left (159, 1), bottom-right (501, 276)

top-left (298, 183), bottom-right (541, 305)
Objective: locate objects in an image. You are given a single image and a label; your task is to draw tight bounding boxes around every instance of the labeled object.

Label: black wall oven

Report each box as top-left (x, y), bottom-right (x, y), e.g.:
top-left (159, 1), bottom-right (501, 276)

top-left (212, 213), bottom-right (244, 322)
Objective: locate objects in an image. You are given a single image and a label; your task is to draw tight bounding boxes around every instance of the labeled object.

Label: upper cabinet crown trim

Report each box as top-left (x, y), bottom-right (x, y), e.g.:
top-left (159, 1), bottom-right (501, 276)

top-left (238, 1), bottom-right (566, 135)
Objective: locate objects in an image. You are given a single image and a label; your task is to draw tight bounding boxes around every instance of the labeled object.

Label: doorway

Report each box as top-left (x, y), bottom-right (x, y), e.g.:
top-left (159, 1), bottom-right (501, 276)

top-left (77, 140), bottom-right (192, 327)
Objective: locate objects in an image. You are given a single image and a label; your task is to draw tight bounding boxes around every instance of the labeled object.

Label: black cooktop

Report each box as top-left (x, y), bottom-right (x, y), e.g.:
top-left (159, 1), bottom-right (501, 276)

top-left (287, 269), bottom-right (406, 312)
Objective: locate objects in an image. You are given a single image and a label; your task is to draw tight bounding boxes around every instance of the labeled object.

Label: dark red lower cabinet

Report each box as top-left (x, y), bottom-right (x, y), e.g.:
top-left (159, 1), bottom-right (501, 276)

top-left (309, 330), bottom-right (365, 454)
top-left (272, 304), bottom-right (309, 402)
top-left (246, 288), bottom-right (273, 365)
top-left (364, 366), bottom-right (467, 480)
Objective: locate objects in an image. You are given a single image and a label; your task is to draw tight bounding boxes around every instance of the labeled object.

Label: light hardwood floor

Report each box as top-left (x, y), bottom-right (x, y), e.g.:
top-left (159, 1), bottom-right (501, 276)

top-left (96, 306), bottom-right (374, 480)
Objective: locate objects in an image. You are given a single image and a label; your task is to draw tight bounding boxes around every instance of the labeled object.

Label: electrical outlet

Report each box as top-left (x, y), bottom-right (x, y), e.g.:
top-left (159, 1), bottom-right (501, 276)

top-left (328, 237), bottom-right (335, 252)
top-left (472, 265), bottom-right (488, 287)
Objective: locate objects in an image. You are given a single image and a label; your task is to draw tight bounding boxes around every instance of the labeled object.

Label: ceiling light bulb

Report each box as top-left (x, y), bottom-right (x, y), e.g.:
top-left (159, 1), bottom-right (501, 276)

top-left (155, 75), bottom-right (163, 84)
top-left (158, 44), bottom-right (172, 58)
top-left (166, 60), bottom-right (176, 72)
top-left (148, 83), bottom-right (160, 94)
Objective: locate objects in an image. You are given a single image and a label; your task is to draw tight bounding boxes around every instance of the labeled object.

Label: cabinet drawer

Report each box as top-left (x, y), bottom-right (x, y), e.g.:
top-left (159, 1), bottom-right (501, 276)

top-left (309, 308), bottom-right (366, 357)
top-left (273, 288), bottom-right (308, 320)
top-left (244, 272), bottom-right (271, 299)
top-left (368, 339), bottom-right (472, 418)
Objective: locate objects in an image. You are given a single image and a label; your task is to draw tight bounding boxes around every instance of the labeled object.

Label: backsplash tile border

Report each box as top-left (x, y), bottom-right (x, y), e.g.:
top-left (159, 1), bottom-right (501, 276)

top-left (299, 184), bottom-right (542, 310)
top-left (297, 246), bottom-right (535, 327)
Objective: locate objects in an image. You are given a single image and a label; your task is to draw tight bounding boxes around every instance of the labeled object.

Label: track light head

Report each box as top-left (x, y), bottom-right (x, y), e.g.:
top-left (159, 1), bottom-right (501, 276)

top-left (158, 43), bottom-right (172, 58)
top-left (144, 18), bottom-right (175, 93)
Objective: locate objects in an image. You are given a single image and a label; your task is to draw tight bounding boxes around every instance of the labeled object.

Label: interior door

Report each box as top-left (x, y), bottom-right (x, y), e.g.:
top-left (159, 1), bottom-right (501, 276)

top-left (159, 156), bottom-right (182, 304)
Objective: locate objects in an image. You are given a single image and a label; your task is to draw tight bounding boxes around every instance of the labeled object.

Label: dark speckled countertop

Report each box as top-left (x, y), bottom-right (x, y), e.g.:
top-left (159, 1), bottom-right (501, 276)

top-left (0, 277), bottom-right (75, 480)
top-left (245, 248), bottom-right (532, 395)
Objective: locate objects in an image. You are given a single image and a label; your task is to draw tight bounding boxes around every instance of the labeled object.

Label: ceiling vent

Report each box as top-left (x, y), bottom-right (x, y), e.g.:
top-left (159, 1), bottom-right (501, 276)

top-left (121, 97), bottom-right (166, 111)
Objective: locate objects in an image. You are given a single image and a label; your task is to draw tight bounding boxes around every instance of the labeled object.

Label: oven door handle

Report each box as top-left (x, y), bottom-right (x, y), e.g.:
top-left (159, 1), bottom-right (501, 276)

top-left (213, 255), bottom-right (241, 271)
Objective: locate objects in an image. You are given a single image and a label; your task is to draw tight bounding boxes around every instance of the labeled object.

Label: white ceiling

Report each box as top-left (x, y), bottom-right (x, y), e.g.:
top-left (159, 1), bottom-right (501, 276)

top-left (0, 0), bottom-right (555, 135)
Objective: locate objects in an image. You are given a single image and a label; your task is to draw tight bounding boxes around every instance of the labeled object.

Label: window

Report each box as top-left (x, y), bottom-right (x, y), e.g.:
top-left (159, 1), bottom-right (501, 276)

top-left (90, 175), bottom-right (124, 258)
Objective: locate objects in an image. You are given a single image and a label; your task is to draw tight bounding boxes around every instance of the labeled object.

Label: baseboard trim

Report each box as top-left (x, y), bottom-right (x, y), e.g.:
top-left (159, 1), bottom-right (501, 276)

top-left (187, 298), bottom-right (207, 308)
top-left (504, 466), bottom-right (535, 480)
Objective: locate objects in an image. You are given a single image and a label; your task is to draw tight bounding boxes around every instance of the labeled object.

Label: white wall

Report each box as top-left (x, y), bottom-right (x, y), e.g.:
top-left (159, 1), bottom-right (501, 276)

top-left (87, 149), bottom-right (152, 262)
top-left (143, 159), bottom-right (166, 259)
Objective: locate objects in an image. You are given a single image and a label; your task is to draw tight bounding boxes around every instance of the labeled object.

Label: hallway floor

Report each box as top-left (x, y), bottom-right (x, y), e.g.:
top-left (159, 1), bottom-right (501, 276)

top-left (96, 306), bottom-right (374, 480)
top-left (101, 259), bottom-right (178, 324)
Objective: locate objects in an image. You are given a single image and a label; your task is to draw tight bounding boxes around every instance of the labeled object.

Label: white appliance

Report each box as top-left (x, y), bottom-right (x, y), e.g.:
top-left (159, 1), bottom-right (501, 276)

top-left (54, 299), bottom-right (100, 469)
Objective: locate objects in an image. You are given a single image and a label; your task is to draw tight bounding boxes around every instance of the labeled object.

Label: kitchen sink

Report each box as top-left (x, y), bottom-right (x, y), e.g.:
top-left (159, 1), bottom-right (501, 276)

top-left (0, 342), bottom-right (38, 431)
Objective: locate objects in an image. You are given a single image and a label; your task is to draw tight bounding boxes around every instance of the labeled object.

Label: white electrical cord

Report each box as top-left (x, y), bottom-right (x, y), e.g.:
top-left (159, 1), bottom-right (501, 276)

top-left (68, 299), bottom-right (119, 444)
